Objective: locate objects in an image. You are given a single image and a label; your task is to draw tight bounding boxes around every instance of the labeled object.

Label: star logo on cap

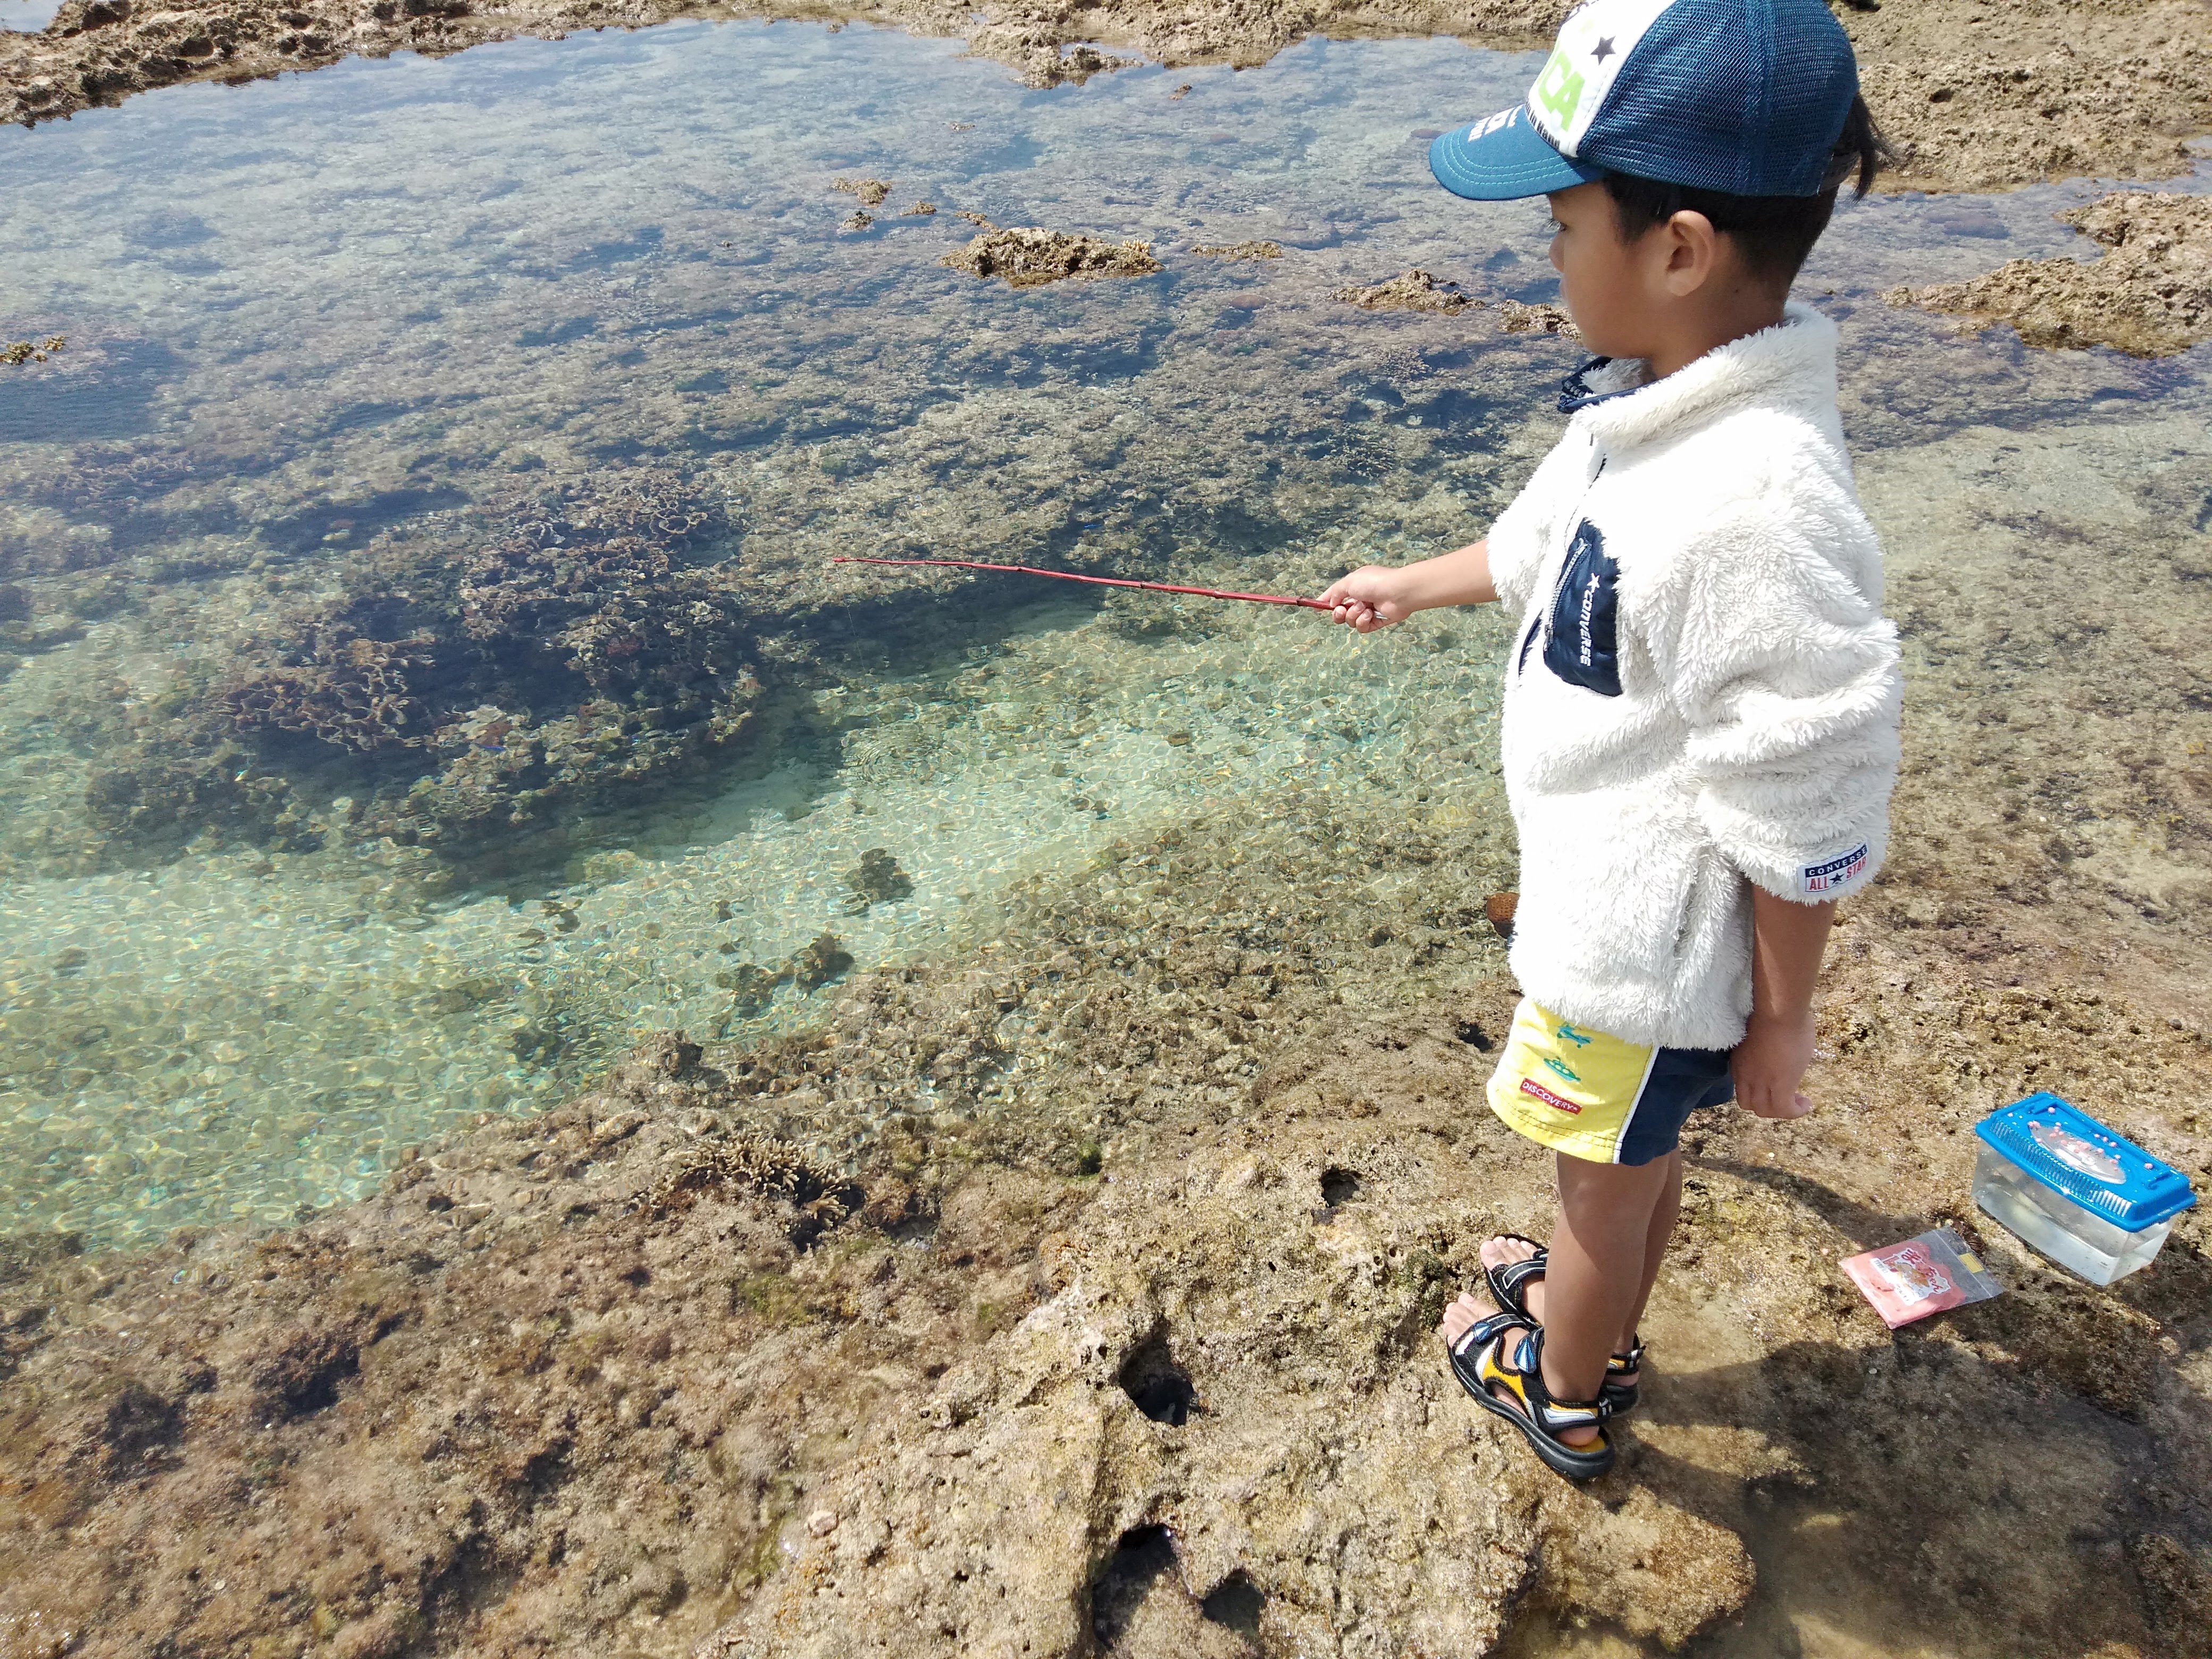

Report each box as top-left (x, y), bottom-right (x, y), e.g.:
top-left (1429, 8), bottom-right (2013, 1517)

top-left (1591, 36), bottom-right (1616, 61)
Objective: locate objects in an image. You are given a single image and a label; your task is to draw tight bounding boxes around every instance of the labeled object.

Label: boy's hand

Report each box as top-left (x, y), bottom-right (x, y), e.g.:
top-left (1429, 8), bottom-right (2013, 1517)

top-left (1731, 1009), bottom-right (1817, 1120)
top-left (1317, 566), bottom-right (1416, 632)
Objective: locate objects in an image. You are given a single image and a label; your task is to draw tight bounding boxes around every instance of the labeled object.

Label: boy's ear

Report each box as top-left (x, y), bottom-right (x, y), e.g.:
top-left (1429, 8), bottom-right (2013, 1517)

top-left (1658, 210), bottom-right (1721, 298)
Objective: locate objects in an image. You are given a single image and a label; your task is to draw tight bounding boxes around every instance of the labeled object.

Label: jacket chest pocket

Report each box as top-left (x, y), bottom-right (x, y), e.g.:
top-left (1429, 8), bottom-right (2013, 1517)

top-left (1540, 518), bottom-right (1622, 698)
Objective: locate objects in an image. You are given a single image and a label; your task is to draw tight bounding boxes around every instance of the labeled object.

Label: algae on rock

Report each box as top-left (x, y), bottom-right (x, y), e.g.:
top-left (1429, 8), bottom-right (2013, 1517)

top-left (1891, 192), bottom-right (2212, 358)
top-left (942, 226), bottom-right (1166, 289)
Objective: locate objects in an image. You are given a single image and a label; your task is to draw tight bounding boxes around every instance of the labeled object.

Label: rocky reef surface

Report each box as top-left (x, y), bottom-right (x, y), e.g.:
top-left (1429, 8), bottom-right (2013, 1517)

top-left (1896, 192), bottom-right (2212, 358)
top-left (3, 827), bottom-right (2209, 1656)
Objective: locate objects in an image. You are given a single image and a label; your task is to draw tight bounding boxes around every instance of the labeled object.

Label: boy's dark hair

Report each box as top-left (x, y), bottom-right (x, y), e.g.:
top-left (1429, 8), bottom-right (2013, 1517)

top-left (1603, 95), bottom-right (1893, 285)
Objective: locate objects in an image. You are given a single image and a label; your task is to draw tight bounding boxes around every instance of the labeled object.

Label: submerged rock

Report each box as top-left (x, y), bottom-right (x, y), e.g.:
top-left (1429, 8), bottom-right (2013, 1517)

top-left (1891, 191), bottom-right (2212, 357)
top-left (1330, 270), bottom-right (1475, 314)
top-left (845, 847), bottom-right (914, 910)
top-left (715, 962), bottom-right (781, 1016)
top-left (830, 177), bottom-right (891, 207)
top-left (790, 932), bottom-right (853, 990)
top-left (112, 466), bottom-right (773, 862)
top-left (941, 227), bottom-right (1165, 289)
top-left (1190, 240), bottom-right (1283, 261)
top-left (1493, 299), bottom-right (1579, 338)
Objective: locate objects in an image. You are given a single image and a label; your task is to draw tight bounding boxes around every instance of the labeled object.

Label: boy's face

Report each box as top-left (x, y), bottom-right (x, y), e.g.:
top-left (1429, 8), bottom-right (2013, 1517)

top-left (1545, 181), bottom-right (1665, 362)
top-left (1544, 181), bottom-right (1777, 373)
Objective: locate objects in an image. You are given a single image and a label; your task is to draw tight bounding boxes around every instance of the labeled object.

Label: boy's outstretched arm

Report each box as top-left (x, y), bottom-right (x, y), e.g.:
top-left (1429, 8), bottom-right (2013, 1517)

top-left (1733, 889), bottom-right (1836, 1120)
top-left (1317, 539), bottom-right (1494, 632)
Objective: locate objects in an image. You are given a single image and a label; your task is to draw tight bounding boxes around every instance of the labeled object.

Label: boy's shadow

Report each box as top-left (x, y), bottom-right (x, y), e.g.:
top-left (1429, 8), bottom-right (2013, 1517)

top-left (1579, 1158), bottom-right (2212, 1656)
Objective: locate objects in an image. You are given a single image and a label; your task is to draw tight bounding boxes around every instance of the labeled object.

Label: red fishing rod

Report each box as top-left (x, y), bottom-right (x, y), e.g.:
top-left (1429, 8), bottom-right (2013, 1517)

top-left (830, 555), bottom-right (1334, 611)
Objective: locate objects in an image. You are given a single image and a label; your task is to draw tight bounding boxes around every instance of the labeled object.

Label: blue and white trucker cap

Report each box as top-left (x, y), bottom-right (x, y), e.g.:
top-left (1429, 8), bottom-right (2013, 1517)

top-left (1429, 0), bottom-right (1860, 202)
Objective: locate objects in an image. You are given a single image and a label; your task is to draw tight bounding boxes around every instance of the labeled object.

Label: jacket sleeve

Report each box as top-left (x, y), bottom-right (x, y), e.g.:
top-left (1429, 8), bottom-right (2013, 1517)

top-left (1656, 501), bottom-right (1903, 905)
top-left (1485, 485), bottom-right (1546, 617)
top-left (1485, 439), bottom-right (1579, 616)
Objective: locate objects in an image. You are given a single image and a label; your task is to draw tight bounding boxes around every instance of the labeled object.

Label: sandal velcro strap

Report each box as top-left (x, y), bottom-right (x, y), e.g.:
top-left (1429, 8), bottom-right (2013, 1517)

top-left (1447, 1319), bottom-right (1614, 1481)
top-left (1448, 1307), bottom-right (1530, 1362)
top-left (1608, 1337), bottom-right (1646, 1375)
top-left (1482, 1235), bottom-right (1549, 1319)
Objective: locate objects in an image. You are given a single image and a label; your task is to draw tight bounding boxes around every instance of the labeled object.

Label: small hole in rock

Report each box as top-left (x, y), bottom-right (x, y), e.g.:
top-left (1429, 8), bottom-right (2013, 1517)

top-left (1455, 1017), bottom-right (1492, 1051)
top-left (1092, 1525), bottom-right (1178, 1646)
top-left (1202, 1569), bottom-right (1266, 1636)
top-left (1320, 1167), bottom-right (1361, 1206)
top-left (1118, 1333), bottom-right (1196, 1426)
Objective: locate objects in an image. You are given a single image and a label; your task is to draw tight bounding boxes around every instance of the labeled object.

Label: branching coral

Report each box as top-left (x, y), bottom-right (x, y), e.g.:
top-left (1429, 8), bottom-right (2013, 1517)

top-left (459, 468), bottom-right (745, 703)
top-left (222, 630), bottom-right (437, 752)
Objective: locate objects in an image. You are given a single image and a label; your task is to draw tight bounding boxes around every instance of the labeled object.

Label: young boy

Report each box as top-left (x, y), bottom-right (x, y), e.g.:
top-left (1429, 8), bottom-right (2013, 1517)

top-left (1318, 0), bottom-right (1903, 1479)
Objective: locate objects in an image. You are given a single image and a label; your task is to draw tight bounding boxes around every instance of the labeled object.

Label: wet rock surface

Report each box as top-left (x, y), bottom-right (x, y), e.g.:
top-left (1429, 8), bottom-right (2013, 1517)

top-left (941, 225), bottom-right (1166, 288)
top-left (1893, 191), bottom-right (2212, 358)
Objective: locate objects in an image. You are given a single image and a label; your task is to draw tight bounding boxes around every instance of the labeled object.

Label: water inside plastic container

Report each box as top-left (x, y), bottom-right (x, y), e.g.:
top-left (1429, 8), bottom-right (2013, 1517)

top-left (1972, 1142), bottom-right (2179, 1285)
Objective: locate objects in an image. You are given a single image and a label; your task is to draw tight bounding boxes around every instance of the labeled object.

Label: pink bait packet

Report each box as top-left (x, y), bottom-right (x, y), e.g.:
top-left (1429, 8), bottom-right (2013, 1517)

top-left (1841, 1227), bottom-right (2004, 1329)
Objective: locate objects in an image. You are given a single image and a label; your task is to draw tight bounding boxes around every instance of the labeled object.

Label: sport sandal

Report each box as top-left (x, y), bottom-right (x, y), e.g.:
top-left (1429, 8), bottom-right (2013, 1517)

top-left (1604, 1336), bottom-right (1646, 1417)
top-left (1484, 1239), bottom-right (1646, 1420)
top-left (1447, 1314), bottom-right (1614, 1481)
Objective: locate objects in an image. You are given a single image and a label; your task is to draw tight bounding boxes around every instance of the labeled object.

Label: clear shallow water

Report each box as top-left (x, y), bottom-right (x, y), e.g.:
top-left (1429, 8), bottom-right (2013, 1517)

top-left (0, 22), bottom-right (2208, 1245)
top-left (0, 0), bottom-right (65, 33)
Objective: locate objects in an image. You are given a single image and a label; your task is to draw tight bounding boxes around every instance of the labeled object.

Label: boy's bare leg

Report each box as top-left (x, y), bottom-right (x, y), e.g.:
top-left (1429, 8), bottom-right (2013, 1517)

top-left (1476, 1147), bottom-right (1682, 1368)
top-left (1620, 1149), bottom-right (1683, 1353)
top-left (1538, 1151), bottom-right (1678, 1411)
top-left (1442, 1152), bottom-right (1680, 1448)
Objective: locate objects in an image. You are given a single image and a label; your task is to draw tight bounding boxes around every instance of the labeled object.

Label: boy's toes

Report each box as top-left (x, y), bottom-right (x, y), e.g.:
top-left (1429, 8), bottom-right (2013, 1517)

top-left (1437, 1289), bottom-right (1502, 1347)
top-left (1478, 1234), bottom-right (1542, 1273)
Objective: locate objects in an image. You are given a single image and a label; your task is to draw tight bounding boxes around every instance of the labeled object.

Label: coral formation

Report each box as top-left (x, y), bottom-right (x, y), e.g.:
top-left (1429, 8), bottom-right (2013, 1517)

top-left (830, 177), bottom-right (891, 207)
top-left (1892, 191), bottom-right (2212, 358)
top-left (941, 225), bottom-right (1165, 288)
top-left (222, 629), bottom-right (437, 752)
top-left (1191, 240), bottom-right (1281, 260)
top-left (1332, 269), bottom-right (1476, 314)
top-left (96, 467), bottom-right (771, 860)
top-left (1, 334), bottom-right (64, 366)
top-left (1493, 298), bottom-right (1578, 338)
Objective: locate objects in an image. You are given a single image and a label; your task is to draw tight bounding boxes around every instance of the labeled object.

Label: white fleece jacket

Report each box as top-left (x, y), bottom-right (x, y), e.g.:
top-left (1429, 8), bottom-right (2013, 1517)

top-left (1485, 303), bottom-right (1901, 1052)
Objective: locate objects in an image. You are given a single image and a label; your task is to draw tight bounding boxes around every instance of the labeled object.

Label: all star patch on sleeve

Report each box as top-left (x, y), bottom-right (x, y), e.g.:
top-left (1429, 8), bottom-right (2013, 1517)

top-left (1799, 842), bottom-right (1870, 896)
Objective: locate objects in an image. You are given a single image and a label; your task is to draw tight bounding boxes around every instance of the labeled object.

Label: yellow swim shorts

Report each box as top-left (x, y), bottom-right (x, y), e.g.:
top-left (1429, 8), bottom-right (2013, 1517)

top-left (1486, 999), bottom-right (1736, 1167)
